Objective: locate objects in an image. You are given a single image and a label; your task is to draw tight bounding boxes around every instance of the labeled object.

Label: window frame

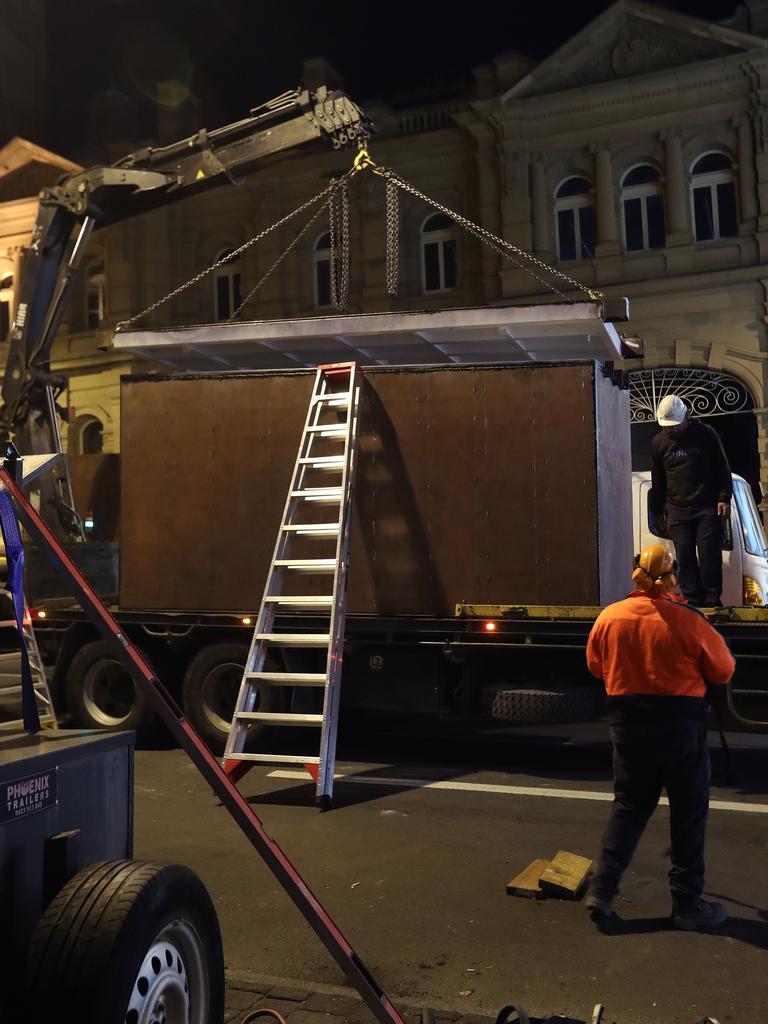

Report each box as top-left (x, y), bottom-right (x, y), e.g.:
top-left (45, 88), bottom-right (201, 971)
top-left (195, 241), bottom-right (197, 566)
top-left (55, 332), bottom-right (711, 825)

top-left (620, 164), bottom-right (666, 253)
top-left (213, 248), bottom-right (242, 321)
top-left (553, 176), bottom-right (596, 263)
top-left (689, 151), bottom-right (738, 242)
top-left (420, 213), bottom-right (457, 294)
top-left (84, 260), bottom-right (106, 330)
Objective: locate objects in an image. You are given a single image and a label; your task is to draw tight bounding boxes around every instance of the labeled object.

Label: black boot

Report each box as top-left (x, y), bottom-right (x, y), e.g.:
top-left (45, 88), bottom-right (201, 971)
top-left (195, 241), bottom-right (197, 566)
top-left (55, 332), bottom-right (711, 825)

top-left (671, 895), bottom-right (727, 932)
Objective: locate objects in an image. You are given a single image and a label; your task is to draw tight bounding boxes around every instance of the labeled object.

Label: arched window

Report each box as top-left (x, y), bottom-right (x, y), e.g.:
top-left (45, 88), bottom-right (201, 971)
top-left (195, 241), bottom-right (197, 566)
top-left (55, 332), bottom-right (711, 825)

top-left (85, 260), bottom-right (105, 329)
top-left (554, 177), bottom-right (596, 262)
top-left (0, 271), bottom-right (12, 340)
top-left (690, 152), bottom-right (738, 241)
top-left (213, 248), bottom-right (242, 320)
top-left (621, 164), bottom-right (666, 252)
top-left (314, 232), bottom-right (332, 308)
top-left (70, 414), bottom-right (104, 455)
top-left (421, 213), bottom-right (457, 293)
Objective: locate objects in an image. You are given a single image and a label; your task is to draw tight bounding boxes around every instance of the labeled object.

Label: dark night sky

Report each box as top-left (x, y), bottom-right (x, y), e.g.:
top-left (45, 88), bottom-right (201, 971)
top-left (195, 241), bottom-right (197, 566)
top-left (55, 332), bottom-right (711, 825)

top-left (47, 0), bottom-right (744, 157)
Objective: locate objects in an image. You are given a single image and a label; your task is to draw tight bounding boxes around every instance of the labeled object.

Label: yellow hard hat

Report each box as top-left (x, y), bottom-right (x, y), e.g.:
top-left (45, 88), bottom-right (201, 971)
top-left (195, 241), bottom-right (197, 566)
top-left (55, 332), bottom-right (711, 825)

top-left (632, 544), bottom-right (678, 595)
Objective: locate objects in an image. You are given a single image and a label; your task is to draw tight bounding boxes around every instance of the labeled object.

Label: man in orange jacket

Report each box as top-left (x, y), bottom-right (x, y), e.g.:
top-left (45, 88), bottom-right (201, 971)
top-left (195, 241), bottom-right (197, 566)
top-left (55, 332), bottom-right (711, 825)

top-left (585, 544), bottom-right (735, 931)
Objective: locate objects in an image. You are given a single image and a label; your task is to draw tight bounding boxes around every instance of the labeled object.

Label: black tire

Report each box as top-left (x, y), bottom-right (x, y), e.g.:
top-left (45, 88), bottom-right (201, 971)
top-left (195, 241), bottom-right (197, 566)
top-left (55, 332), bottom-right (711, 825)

top-left (489, 686), bottom-right (601, 725)
top-left (181, 643), bottom-right (286, 754)
top-left (65, 639), bottom-right (156, 740)
top-left (25, 859), bottom-right (224, 1024)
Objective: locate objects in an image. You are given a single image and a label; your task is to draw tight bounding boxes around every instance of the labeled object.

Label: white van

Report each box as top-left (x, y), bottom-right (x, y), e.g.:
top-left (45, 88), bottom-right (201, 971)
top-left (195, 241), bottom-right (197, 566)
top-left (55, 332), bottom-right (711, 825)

top-left (632, 471), bottom-right (768, 607)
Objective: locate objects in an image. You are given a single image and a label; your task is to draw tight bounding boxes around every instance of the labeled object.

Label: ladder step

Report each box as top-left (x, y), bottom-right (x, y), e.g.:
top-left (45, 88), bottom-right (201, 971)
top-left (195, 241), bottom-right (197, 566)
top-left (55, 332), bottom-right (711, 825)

top-left (264, 595), bottom-right (333, 608)
top-left (281, 523), bottom-right (340, 537)
top-left (305, 424), bottom-right (347, 436)
top-left (290, 487), bottom-right (342, 503)
top-left (246, 671), bottom-right (327, 686)
top-left (298, 456), bottom-right (345, 469)
top-left (255, 633), bottom-right (331, 647)
top-left (224, 753), bottom-right (321, 765)
top-left (274, 558), bottom-right (336, 572)
top-left (312, 394), bottom-right (351, 407)
top-left (236, 712), bottom-right (324, 725)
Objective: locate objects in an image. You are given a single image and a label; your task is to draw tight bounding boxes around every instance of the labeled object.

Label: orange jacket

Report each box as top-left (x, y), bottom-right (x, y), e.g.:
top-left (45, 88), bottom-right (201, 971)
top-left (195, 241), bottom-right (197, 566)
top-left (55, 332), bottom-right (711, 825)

top-left (587, 590), bottom-right (735, 698)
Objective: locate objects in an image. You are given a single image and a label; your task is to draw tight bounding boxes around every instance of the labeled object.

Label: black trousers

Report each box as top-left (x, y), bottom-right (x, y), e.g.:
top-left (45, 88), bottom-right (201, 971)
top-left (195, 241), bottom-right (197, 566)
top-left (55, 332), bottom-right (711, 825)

top-left (591, 717), bottom-right (710, 902)
top-left (666, 511), bottom-right (723, 606)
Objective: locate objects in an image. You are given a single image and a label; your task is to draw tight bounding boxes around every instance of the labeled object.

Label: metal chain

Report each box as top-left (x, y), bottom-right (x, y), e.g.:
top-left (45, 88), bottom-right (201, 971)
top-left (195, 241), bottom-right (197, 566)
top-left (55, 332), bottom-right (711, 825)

top-left (125, 177), bottom-right (347, 327)
top-left (373, 166), bottom-right (604, 302)
top-left (339, 178), bottom-right (350, 310)
top-left (385, 177), bottom-right (399, 296)
top-left (230, 202), bottom-right (326, 320)
top-left (329, 179), bottom-right (350, 311)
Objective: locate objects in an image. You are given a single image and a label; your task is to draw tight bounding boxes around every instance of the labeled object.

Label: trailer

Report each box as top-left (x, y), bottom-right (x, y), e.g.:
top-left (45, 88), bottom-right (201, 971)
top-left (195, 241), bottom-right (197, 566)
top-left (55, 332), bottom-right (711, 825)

top-left (22, 303), bottom-right (768, 747)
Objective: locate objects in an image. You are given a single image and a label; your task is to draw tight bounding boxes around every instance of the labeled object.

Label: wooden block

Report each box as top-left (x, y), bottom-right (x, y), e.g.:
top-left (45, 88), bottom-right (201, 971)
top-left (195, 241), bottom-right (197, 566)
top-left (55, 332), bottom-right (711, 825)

top-left (539, 851), bottom-right (594, 898)
top-left (505, 858), bottom-right (551, 899)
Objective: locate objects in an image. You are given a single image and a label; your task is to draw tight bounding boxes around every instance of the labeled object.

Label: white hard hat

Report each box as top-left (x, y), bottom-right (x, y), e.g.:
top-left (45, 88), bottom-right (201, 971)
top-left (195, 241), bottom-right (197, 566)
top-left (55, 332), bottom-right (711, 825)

top-left (656, 394), bottom-right (687, 427)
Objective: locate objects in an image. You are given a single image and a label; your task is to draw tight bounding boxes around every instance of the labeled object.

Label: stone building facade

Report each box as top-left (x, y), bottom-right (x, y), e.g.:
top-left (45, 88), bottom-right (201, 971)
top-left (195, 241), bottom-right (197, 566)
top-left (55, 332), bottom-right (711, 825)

top-left (7, 1), bottom-right (768, 511)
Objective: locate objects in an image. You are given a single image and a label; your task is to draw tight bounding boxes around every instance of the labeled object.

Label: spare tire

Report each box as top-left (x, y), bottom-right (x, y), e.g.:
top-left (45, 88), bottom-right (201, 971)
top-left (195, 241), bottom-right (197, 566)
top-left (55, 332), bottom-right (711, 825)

top-left (25, 859), bottom-right (224, 1024)
top-left (489, 686), bottom-right (601, 725)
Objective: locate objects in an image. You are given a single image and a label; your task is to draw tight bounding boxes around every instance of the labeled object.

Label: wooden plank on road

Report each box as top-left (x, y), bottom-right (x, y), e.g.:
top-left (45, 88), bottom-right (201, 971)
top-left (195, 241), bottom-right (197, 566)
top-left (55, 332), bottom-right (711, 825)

top-left (539, 850), bottom-right (594, 898)
top-left (506, 858), bottom-right (551, 899)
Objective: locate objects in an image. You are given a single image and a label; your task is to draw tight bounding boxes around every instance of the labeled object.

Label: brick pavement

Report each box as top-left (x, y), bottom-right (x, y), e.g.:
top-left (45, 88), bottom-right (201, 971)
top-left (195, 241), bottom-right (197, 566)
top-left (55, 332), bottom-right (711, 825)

top-left (223, 974), bottom-right (504, 1024)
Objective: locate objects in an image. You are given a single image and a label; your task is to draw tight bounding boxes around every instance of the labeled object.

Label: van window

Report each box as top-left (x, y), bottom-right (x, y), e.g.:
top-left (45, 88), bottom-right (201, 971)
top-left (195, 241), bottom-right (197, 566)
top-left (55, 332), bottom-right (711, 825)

top-left (646, 488), bottom-right (663, 536)
top-left (733, 479), bottom-right (768, 557)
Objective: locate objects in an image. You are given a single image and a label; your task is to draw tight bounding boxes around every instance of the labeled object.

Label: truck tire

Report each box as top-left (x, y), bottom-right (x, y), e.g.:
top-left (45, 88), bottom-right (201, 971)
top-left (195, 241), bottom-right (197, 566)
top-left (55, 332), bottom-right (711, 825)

top-left (25, 859), bottom-right (224, 1024)
top-left (489, 686), bottom-right (601, 725)
top-left (65, 639), bottom-right (156, 740)
top-left (181, 642), bottom-right (286, 754)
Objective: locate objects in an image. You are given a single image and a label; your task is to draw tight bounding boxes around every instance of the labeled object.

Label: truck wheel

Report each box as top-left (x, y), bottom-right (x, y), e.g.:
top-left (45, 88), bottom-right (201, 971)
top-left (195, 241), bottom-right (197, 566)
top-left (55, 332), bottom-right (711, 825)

top-left (25, 859), bottom-right (224, 1024)
top-left (181, 642), bottom-right (286, 754)
top-left (488, 686), bottom-right (601, 725)
top-left (65, 639), bottom-right (156, 740)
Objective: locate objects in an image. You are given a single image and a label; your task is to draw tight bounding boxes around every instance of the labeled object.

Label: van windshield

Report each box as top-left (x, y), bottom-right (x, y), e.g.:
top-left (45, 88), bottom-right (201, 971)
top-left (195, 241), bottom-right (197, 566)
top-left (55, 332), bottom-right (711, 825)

top-left (733, 479), bottom-right (768, 557)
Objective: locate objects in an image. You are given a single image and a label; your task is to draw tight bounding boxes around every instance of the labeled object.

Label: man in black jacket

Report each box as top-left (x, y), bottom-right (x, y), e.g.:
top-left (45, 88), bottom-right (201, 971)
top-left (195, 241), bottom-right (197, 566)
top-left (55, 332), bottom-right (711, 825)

top-left (651, 394), bottom-right (732, 606)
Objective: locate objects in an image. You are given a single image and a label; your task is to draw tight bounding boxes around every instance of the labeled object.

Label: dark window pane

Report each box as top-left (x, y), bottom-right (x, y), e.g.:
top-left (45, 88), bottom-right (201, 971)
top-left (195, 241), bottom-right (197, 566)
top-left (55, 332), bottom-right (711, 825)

top-left (316, 258), bottom-right (331, 306)
top-left (556, 176), bottom-right (591, 199)
top-left (442, 239), bottom-right (457, 288)
top-left (716, 181), bottom-right (738, 237)
top-left (623, 164), bottom-right (660, 187)
top-left (693, 186), bottom-right (715, 241)
top-left (216, 274), bottom-right (230, 319)
top-left (624, 197), bottom-right (644, 251)
top-left (0, 301), bottom-right (8, 339)
top-left (316, 232), bottom-right (331, 251)
top-left (692, 152), bottom-right (731, 174)
top-left (83, 420), bottom-right (104, 454)
top-left (646, 193), bottom-right (666, 249)
top-left (424, 241), bottom-right (440, 290)
top-left (86, 288), bottom-right (101, 328)
top-left (578, 204), bottom-right (596, 258)
top-left (557, 208), bottom-right (577, 261)
top-left (423, 213), bottom-right (453, 233)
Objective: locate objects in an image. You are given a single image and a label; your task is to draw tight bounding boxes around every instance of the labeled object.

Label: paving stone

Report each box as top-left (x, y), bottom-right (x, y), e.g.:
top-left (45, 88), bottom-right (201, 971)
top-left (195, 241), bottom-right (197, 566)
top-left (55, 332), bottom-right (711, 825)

top-left (226, 989), bottom-right (261, 1010)
top-left (286, 1010), bottom-right (346, 1024)
top-left (434, 1012), bottom-right (462, 1022)
top-left (267, 986), bottom-right (313, 1002)
top-left (303, 994), bottom-right (364, 1016)
top-left (456, 1015), bottom-right (495, 1024)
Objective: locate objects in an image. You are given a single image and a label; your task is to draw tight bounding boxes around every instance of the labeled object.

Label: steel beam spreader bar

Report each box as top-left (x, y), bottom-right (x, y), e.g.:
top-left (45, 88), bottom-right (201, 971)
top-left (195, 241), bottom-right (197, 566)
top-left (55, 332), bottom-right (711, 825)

top-left (0, 463), bottom-right (405, 1024)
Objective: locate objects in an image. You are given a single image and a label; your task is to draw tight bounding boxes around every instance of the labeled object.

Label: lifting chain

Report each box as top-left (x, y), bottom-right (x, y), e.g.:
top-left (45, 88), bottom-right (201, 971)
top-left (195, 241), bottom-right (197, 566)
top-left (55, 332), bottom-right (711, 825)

top-left (385, 177), bottom-right (399, 297)
top-left (122, 139), bottom-right (602, 330)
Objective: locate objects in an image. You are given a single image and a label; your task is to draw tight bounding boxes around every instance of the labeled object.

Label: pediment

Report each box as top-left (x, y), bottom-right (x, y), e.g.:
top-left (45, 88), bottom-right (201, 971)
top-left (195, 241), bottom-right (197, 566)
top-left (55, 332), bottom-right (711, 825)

top-left (505, 1), bottom-right (767, 101)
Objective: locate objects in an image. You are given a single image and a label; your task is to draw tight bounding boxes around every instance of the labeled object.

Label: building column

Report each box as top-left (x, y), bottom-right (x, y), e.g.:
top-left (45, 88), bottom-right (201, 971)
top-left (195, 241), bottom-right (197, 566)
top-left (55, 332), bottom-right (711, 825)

top-left (662, 128), bottom-right (689, 243)
top-left (737, 114), bottom-right (759, 223)
top-left (529, 155), bottom-right (551, 258)
top-left (592, 145), bottom-right (619, 255)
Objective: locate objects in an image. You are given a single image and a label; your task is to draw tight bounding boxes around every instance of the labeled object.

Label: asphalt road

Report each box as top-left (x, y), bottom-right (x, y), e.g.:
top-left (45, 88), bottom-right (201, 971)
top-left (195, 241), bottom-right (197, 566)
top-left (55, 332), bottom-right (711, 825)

top-left (133, 728), bottom-right (768, 1024)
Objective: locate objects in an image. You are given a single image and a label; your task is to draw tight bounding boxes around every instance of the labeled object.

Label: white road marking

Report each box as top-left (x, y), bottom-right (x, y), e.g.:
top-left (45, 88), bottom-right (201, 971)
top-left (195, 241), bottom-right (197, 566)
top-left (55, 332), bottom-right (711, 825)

top-left (267, 770), bottom-right (768, 814)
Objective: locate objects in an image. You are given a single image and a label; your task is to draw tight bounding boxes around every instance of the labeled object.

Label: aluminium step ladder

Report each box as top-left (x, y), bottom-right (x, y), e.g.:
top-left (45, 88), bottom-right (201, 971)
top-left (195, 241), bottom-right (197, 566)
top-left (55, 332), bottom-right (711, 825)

top-left (223, 362), bottom-right (362, 800)
top-left (0, 607), bottom-right (58, 731)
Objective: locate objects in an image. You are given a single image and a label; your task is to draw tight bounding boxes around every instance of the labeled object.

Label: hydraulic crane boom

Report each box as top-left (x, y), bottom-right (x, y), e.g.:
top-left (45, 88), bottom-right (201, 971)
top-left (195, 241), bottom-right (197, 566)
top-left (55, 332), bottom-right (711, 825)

top-left (0, 87), bottom-right (371, 541)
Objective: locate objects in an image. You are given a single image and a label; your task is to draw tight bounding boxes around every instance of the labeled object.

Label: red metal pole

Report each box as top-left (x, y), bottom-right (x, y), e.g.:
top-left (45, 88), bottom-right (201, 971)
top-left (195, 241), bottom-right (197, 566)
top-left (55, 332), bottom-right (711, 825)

top-left (0, 466), bottom-right (405, 1024)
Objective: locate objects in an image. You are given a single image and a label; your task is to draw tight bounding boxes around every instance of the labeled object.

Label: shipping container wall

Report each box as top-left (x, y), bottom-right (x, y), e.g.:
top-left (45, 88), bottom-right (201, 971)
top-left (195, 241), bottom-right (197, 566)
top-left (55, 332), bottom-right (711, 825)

top-left (119, 364), bottom-right (631, 612)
